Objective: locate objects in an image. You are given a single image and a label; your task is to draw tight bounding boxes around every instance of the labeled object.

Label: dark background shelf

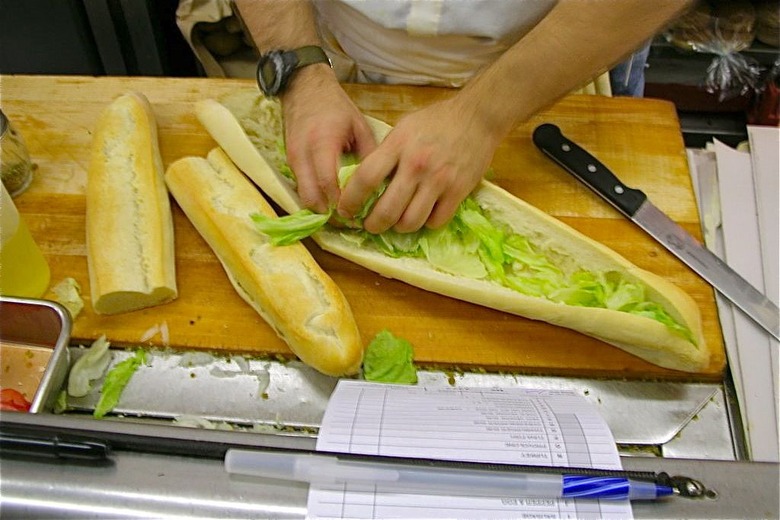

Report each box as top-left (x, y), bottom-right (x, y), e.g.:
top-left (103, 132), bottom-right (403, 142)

top-left (645, 38), bottom-right (779, 147)
top-left (1, 2), bottom-right (778, 148)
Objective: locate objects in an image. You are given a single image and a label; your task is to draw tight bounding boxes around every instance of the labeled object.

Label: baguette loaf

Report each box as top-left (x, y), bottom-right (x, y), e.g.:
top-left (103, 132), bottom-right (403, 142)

top-left (164, 148), bottom-right (363, 376)
top-left (86, 92), bottom-right (177, 315)
top-left (196, 89), bottom-right (711, 373)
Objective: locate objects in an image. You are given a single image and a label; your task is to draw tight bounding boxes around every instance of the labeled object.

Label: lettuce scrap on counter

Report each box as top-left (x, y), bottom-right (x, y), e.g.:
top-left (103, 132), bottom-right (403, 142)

top-left (362, 330), bottom-right (418, 384)
top-left (93, 349), bottom-right (147, 419)
top-left (68, 335), bottom-right (113, 397)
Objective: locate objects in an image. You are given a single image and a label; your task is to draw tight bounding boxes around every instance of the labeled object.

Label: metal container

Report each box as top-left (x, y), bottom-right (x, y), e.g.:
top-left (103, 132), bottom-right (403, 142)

top-left (0, 296), bottom-right (72, 412)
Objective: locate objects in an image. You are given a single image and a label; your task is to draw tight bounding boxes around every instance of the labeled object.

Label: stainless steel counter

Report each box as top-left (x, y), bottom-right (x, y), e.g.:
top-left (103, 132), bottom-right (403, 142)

top-left (0, 347), bottom-right (764, 518)
top-left (63, 349), bottom-right (740, 460)
top-left (1, 420), bottom-right (777, 519)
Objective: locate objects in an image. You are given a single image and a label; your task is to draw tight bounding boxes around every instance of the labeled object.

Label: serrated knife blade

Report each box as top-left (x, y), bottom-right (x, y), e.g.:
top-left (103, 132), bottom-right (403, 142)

top-left (532, 123), bottom-right (779, 341)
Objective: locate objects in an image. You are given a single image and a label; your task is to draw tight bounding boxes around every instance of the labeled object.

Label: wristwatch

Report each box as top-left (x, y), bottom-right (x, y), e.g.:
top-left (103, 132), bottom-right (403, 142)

top-left (256, 45), bottom-right (331, 97)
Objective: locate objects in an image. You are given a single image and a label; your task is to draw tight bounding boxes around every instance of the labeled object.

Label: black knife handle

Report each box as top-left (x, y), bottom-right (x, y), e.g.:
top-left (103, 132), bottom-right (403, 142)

top-left (532, 123), bottom-right (647, 217)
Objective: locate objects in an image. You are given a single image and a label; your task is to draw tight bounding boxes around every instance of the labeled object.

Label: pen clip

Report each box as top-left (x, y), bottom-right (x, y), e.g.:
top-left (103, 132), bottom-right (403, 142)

top-left (657, 473), bottom-right (714, 499)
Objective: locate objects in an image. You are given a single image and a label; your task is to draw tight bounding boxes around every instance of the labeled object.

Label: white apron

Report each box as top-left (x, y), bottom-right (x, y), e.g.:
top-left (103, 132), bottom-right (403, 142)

top-left (313, 0), bottom-right (557, 87)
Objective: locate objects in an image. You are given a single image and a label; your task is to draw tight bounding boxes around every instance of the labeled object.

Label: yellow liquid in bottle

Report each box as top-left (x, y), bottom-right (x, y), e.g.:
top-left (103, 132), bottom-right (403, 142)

top-left (0, 218), bottom-right (50, 297)
top-left (1, 188), bottom-right (50, 298)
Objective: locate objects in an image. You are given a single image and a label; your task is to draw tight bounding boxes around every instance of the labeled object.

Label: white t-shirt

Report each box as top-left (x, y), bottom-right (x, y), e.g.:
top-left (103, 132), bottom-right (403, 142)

top-left (313, 0), bottom-right (557, 87)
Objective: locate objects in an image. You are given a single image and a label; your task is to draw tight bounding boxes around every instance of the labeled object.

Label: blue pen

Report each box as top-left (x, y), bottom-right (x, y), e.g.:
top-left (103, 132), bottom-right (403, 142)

top-left (225, 449), bottom-right (676, 501)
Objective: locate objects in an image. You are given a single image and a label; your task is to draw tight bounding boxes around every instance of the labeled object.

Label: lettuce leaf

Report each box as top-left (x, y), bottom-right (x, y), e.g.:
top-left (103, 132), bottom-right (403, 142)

top-left (337, 162), bottom-right (389, 223)
top-left (457, 198), bottom-right (505, 267)
top-left (629, 303), bottom-right (695, 342)
top-left (420, 223), bottom-right (487, 279)
top-left (251, 210), bottom-right (331, 246)
top-left (362, 330), bottom-right (418, 384)
top-left (251, 156), bottom-right (378, 246)
top-left (275, 140), bottom-right (295, 183)
top-left (373, 228), bottom-right (424, 256)
top-left (67, 335), bottom-right (113, 398)
top-left (93, 350), bottom-right (147, 419)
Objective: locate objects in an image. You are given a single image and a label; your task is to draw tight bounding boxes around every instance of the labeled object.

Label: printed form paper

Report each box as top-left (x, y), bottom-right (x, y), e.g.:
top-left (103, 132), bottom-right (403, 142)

top-left (308, 381), bottom-right (632, 519)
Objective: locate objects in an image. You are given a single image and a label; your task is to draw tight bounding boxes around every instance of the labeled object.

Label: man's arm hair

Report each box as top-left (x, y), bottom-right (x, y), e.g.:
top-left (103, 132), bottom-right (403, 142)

top-left (452, 0), bottom-right (695, 139)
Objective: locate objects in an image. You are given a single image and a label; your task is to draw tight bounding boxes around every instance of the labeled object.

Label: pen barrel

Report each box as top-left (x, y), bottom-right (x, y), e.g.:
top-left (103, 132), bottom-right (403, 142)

top-left (561, 476), bottom-right (671, 500)
top-left (224, 450), bottom-right (672, 501)
top-left (389, 467), bottom-right (564, 499)
top-left (226, 449), bottom-right (565, 498)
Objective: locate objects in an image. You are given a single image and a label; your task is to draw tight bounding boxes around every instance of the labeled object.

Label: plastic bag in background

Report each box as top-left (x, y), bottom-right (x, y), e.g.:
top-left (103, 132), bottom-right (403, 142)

top-left (755, 1), bottom-right (780, 47)
top-left (665, 0), bottom-right (762, 101)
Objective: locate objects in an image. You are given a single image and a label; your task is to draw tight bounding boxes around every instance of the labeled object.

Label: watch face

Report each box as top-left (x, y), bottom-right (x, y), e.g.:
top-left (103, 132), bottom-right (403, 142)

top-left (257, 47), bottom-right (329, 97)
top-left (257, 51), bottom-right (285, 97)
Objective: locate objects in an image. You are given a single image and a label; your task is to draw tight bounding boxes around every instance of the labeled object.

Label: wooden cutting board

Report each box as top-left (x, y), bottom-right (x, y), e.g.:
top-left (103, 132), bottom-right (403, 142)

top-left (3, 75), bottom-right (725, 380)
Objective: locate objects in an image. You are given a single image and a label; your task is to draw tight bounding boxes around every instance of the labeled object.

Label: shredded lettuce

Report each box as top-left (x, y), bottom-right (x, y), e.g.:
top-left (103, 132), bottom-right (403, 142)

top-left (337, 161), bottom-right (389, 223)
top-left (67, 335), bottom-right (113, 397)
top-left (93, 349), bottom-right (147, 419)
top-left (53, 390), bottom-right (69, 414)
top-left (362, 330), bottom-right (418, 384)
top-left (458, 198), bottom-right (505, 267)
top-left (250, 154), bottom-right (695, 344)
top-left (419, 223), bottom-right (486, 278)
top-left (275, 140), bottom-right (295, 182)
top-left (372, 228), bottom-right (424, 256)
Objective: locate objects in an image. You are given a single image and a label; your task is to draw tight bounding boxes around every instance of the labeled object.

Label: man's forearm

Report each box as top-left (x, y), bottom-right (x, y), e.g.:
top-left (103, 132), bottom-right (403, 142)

top-left (234, 0), bottom-right (321, 51)
top-left (455, 0), bottom-right (694, 138)
top-left (234, 0), bottom-right (336, 100)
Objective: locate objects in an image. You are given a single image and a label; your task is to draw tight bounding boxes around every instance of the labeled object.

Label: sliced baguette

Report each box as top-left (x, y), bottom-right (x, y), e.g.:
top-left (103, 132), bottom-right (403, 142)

top-left (164, 148), bottom-right (363, 376)
top-left (196, 90), bottom-right (710, 373)
top-left (86, 92), bottom-right (177, 315)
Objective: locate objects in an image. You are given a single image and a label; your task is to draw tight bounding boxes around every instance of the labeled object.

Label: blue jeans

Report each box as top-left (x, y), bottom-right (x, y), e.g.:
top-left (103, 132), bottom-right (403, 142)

top-left (609, 42), bottom-right (652, 97)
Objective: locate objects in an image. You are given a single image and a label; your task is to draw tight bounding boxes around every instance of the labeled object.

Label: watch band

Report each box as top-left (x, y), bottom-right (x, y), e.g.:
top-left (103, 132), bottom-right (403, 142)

top-left (256, 46), bottom-right (331, 97)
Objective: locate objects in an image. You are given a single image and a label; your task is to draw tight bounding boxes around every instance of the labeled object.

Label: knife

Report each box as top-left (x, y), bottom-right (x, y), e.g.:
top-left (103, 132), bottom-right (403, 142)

top-left (532, 123), bottom-right (779, 341)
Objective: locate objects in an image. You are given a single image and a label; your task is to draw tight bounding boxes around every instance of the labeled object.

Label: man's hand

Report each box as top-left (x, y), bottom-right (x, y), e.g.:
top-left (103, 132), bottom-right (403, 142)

top-left (337, 97), bottom-right (498, 234)
top-left (235, 0), bottom-right (376, 215)
top-left (238, 0), bottom-right (692, 232)
top-left (282, 66), bottom-right (377, 214)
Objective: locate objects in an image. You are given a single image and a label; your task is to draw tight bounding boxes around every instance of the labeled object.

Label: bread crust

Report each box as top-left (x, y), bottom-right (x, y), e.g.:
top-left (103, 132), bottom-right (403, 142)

top-left (196, 91), bottom-right (710, 373)
top-left (86, 92), bottom-right (177, 314)
top-left (164, 148), bottom-right (363, 376)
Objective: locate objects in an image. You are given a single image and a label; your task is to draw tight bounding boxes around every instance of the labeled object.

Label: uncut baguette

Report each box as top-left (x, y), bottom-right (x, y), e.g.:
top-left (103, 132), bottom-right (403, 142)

top-left (196, 90), bottom-right (710, 373)
top-left (164, 148), bottom-right (363, 376)
top-left (86, 92), bottom-right (177, 315)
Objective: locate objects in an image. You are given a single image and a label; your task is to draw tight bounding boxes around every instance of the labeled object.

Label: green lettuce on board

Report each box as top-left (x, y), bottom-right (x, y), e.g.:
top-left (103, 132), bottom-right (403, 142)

top-left (249, 151), bottom-right (695, 345)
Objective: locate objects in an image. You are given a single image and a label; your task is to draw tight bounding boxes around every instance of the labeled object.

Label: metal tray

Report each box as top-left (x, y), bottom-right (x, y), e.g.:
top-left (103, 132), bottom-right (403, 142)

top-left (0, 295), bottom-right (737, 460)
top-left (0, 296), bottom-right (72, 412)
